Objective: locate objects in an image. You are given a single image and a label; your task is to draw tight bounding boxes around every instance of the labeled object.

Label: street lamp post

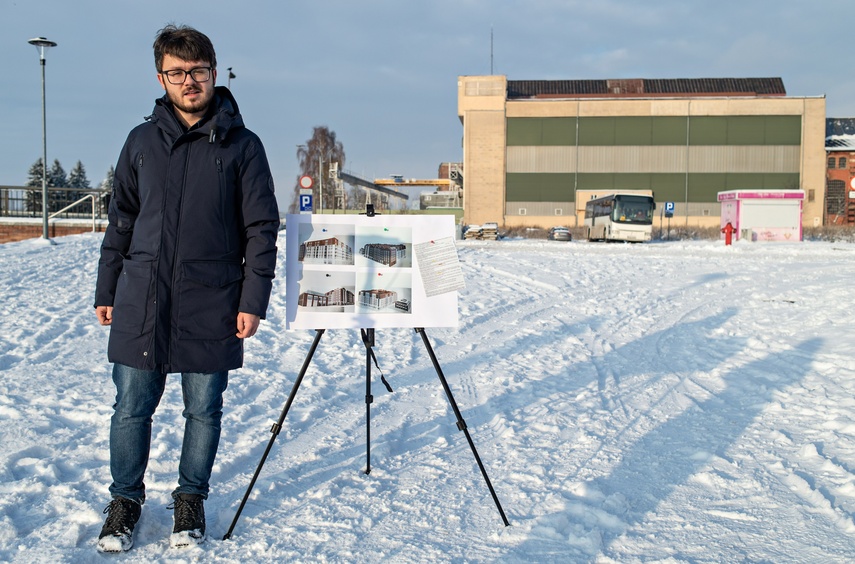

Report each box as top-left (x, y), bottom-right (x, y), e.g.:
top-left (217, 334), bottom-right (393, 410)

top-left (28, 36), bottom-right (57, 241)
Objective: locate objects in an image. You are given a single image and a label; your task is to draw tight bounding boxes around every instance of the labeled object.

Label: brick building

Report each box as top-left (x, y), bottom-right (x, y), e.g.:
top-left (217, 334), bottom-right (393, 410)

top-left (826, 118), bottom-right (855, 224)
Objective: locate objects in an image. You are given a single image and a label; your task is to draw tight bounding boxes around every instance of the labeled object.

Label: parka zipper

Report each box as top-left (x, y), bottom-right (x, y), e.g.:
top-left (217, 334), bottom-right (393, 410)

top-left (216, 156), bottom-right (231, 248)
top-left (136, 150), bottom-right (157, 365)
top-left (166, 142), bottom-right (192, 366)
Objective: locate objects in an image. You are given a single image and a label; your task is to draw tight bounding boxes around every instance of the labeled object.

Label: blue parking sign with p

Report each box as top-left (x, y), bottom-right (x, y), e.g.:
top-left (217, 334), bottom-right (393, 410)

top-left (665, 201), bottom-right (675, 217)
top-left (299, 190), bottom-right (313, 214)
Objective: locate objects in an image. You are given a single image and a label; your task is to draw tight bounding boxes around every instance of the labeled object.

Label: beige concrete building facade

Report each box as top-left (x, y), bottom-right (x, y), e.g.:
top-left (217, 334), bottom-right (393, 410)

top-left (457, 75), bottom-right (827, 229)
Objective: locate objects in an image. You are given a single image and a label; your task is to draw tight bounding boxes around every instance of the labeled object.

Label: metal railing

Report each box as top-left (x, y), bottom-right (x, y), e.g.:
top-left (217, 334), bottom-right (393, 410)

top-left (48, 193), bottom-right (98, 232)
top-left (0, 185), bottom-right (109, 221)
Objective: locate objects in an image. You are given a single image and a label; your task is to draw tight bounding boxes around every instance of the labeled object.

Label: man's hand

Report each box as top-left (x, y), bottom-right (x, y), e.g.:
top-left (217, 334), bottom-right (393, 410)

top-left (96, 306), bottom-right (113, 326)
top-left (236, 312), bottom-right (261, 339)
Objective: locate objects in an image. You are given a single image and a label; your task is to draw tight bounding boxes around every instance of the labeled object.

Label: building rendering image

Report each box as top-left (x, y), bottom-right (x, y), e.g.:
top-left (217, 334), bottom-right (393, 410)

top-left (360, 243), bottom-right (407, 266)
top-left (299, 236), bottom-right (354, 265)
top-left (358, 289), bottom-right (398, 310)
top-left (297, 287), bottom-right (355, 308)
top-left (457, 75), bottom-right (826, 229)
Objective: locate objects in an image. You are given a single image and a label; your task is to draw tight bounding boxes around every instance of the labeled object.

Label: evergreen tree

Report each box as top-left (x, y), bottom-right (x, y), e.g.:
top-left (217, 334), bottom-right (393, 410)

top-left (99, 166), bottom-right (115, 216)
top-left (25, 158), bottom-right (46, 214)
top-left (67, 160), bottom-right (93, 213)
top-left (48, 159), bottom-right (66, 188)
top-left (67, 161), bottom-right (91, 189)
top-left (46, 159), bottom-right (67, 213)
top-left (100, 165), bottom-right (114, 192)
top-left (26, 158), bottom-right (45, 188)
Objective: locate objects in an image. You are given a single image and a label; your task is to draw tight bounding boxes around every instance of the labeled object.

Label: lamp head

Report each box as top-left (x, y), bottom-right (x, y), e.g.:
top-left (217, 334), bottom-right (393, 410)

top-left (28, 37), bottom-right (57, 60)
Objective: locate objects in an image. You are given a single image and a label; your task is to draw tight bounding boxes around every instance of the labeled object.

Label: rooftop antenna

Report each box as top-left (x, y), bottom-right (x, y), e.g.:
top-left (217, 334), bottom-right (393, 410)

top-left (490, 25), bottom-right (494, 74)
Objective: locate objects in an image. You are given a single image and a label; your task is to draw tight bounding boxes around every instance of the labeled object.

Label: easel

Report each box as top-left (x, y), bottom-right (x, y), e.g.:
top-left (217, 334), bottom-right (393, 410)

top-left (223, 326), bottom-right (510, 540)
top-left (224, 206), bottom-right (509, 539)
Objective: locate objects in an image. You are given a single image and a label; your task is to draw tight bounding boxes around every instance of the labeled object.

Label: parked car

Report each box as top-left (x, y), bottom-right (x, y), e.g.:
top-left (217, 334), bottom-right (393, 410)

top-left (548, 226), bottom-right (571, 241)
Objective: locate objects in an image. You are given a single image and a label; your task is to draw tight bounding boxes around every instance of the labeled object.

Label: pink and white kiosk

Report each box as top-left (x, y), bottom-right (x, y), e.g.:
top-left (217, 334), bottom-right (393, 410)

top-left (717, 190), bottom-right (805, 242)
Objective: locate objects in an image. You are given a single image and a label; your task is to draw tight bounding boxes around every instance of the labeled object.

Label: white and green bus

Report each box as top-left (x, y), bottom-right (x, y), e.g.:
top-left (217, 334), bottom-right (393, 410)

top-left (584, 193), bottom-right (656, 242)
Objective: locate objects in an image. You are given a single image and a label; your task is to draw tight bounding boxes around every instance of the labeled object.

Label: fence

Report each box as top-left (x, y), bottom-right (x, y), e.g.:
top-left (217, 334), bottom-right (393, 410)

top-left (0, 185), bottom-right (110, 220)
top-left (0, 186), bottom-right (110, 243)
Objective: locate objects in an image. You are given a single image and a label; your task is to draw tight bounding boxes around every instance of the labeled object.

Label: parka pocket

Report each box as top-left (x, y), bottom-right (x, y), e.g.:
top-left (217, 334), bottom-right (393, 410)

top-left (216, 156), bottom-right (235, 251)
top-left (177, 261), bottom-right (243, 340)
top-left (112, 259), bottom-right (153, 334)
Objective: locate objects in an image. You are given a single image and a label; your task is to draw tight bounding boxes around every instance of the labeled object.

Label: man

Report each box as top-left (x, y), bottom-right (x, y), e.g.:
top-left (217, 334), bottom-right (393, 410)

top-left (93, 24), bottom-right (279, 553)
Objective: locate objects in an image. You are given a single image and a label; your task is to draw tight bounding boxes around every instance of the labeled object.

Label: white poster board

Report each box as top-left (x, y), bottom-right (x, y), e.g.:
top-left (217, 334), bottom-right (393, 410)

top-left (285, 214), bottom-right (462, 330)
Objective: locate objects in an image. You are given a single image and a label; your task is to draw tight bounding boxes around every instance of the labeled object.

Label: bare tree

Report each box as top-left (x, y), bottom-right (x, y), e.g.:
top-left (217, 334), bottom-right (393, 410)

top-left (289, 126), bottom-right (346, 214)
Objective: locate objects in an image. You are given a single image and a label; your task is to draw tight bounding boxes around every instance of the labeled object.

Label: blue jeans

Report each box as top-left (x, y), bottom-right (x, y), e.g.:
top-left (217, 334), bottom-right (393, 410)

top-left (109, 363), bottom-right (229, 503)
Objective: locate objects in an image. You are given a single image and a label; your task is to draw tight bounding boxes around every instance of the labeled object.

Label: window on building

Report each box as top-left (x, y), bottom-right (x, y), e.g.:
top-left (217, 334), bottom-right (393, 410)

top-left (828, 156), bottom-right (836, 168)
top-left (840, 157), bottom-right (847, 169)
top-left (827, 180), bottom-right (846, 215)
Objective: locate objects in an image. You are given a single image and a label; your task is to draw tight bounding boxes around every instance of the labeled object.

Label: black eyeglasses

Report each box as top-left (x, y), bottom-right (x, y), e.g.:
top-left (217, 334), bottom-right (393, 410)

top-left (160, 67), bottom-right (213, 85)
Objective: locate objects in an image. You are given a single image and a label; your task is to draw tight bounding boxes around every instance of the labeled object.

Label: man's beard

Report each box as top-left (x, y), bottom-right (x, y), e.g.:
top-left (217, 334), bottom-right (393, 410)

top-left (167, 86), bottom-right (213, 116)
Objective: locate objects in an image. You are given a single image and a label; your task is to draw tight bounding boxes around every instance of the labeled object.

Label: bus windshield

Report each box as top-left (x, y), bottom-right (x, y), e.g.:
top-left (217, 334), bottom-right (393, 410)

top-left (612, 196), bottom-right (655, 225)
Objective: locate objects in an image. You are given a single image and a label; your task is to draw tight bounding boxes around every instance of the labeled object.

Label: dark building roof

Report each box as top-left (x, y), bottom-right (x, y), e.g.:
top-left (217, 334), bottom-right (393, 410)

top-left (507, 78), bottom-right (786, 99)
top-left (826, 118), bottom-right (855, 150)
top-left (827, 118), bottom-right (855, 137)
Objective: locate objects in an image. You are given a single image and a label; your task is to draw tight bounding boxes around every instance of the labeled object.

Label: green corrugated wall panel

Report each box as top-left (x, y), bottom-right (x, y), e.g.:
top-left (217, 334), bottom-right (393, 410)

top-left (507, 117), bottom-right (576, 145)
top-left (726, 173), bottom-right (801, 190)
top-left (726, 116), bottom-right (766, 145)
top-left (689, 116), bottom-right (801, 146)
top-left (649, 174), bottom-right (688, 201)
top-left (509, 115), bottom-right (802, 146)
top-left (689, 117), bottom-right (728, 145)
top-left (506, 172), bottom-right (801, 202)
top-left (506, 173), bottom-right (574, 201)
top-left (652, 117), bottom-right (689, 145)
top-left (614, 173), bottom-right (652, 191)
top-left (614, 117), bottom-right (652, 145)
top-left (688, 173), bottom-right (801, 200)
top-left (764, 116), bottom-right (802, 144)
top-left (687, 173), bottom-right (726, 201)
top-left (578, 117), bottom-right (616, 145)
top-left (541, 118), bottom-right (576, 145)
top-left (507, 118), bottom-right (544, 145)
top-left (575, 173), bottom-right (616, 192)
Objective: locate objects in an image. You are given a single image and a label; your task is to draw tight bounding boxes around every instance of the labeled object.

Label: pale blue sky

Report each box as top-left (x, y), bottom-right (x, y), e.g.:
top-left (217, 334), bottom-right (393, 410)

top-left (2, 0), bottom-right (850, 208)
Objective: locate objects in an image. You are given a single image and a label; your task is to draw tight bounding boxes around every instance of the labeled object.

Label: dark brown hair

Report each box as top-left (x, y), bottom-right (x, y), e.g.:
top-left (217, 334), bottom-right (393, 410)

top-left (153, 24), bottom-right (217, 72)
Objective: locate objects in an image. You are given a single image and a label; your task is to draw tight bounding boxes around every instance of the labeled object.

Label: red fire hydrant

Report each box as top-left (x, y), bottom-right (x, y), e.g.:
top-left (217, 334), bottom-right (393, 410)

top-left (721, 222), bottom-right (735, 246)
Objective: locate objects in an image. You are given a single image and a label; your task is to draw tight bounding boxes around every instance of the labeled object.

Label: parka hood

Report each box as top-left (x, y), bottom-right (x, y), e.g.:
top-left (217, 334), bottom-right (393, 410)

top-left (148, 86), bottom-right (244, 144)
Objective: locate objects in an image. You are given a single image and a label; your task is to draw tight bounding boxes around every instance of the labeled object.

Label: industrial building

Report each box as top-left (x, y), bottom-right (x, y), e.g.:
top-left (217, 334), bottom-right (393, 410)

top-left (457, 75), bottom-right (826, 229)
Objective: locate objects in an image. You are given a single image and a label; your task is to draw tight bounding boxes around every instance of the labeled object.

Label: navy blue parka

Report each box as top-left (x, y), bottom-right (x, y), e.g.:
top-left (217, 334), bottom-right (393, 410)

top-left (95, 86), bottom-right (279, 373)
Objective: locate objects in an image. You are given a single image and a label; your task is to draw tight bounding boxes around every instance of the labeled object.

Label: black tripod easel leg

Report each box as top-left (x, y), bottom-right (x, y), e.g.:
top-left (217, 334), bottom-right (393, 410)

top-left (223, 328), bottom-right (325, 540)
top-left (414, 327), bottom-right (510, 527)
top-left (361, 328), bottom-right (374, 475)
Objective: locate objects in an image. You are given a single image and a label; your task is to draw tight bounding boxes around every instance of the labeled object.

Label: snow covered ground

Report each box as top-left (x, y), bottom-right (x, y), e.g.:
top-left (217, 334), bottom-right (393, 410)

top-left (2, 232), bottom-right (855, 563)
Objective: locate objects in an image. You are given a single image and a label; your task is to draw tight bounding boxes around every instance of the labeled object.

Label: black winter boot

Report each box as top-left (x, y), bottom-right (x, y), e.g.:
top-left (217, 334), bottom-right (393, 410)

top-left (96, 497), bottom-right (141, 553)
top-left (169, 493), bottom-right (206, 548)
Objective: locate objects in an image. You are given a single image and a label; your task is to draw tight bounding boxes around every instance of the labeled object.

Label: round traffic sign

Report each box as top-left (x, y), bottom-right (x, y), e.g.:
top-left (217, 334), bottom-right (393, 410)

top-left (299, 175), bottom-right (313, 189)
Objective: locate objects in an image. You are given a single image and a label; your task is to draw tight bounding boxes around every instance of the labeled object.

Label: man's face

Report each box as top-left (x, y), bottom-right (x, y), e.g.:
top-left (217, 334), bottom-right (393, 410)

top-left (157, 54), bottom-right (217, 121)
